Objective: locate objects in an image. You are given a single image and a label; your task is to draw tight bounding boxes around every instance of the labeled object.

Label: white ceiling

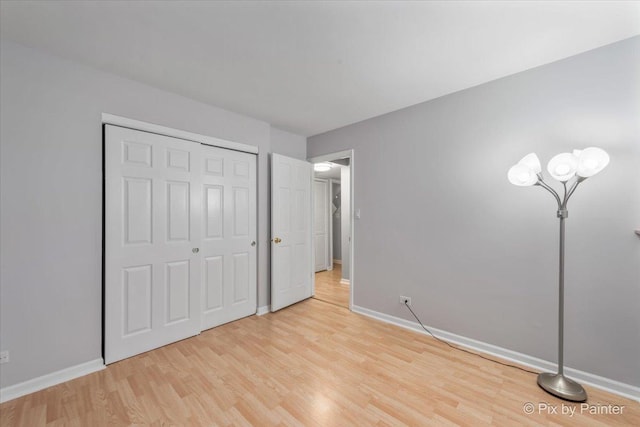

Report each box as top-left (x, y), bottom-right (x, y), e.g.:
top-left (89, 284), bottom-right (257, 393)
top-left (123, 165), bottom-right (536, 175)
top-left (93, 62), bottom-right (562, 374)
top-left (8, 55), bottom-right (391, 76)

top-left (1, 1), bottom-right (638, 136)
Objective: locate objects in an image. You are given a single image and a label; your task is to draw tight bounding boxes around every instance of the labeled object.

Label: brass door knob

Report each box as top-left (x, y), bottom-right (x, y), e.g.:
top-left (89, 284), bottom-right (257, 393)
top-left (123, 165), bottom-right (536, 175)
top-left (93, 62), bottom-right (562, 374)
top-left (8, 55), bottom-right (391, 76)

top-left (273, 237), bottom-right (282, 244)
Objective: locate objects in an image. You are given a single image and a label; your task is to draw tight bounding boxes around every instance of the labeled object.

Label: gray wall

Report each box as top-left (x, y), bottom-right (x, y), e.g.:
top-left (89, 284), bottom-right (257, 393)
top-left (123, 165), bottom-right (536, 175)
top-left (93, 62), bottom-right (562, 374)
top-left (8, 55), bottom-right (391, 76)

top-left (308, 37), bottom-right (640, 387)
top-left (0, 40), bottom-right (305, 388)
top-left (270, 127), bottom-right (307, 160)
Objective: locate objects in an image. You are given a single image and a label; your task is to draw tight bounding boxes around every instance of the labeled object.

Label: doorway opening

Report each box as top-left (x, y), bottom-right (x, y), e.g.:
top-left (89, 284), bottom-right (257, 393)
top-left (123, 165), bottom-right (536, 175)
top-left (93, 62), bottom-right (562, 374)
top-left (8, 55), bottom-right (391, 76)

top-left (309, 151), bottom-right (353, 309)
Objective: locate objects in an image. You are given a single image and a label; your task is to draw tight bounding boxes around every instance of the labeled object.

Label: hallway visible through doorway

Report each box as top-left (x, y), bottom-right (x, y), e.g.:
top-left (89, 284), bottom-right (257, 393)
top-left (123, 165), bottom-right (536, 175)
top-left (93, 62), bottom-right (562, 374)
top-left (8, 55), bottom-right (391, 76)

top-left (313, 264), bottom-right (349, 308)
top-left (310, 149), bottom-right (354, 310)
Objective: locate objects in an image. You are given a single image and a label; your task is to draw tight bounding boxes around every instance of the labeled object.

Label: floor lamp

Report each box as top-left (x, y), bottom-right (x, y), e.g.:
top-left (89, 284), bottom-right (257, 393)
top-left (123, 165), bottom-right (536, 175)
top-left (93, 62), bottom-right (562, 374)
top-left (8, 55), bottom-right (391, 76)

top-left (507, 147), bottom-right (610, 402)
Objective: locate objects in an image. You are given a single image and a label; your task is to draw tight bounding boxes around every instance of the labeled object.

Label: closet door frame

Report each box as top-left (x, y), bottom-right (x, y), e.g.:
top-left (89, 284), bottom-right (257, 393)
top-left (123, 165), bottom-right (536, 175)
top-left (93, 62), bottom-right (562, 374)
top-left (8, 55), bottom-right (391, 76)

top-left (102, 114), bottom-right (258, 363)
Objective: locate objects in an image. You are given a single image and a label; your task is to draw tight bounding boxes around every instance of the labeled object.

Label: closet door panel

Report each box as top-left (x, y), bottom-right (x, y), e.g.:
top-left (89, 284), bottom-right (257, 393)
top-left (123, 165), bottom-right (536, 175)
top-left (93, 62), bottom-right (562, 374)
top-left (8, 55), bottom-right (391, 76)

top-left (201, 145), bottom-right (257, 330)
top-left (105, 125), bottom-right (202, 364)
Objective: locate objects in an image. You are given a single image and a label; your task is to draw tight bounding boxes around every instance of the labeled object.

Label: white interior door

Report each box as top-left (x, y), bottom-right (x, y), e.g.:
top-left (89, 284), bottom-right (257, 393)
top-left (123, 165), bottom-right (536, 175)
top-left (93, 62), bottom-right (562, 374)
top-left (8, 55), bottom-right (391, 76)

top-left (105, 125), bottom-right (202, 364)
top-left (200, 145), bottom-right (257, 330)
top-left (313, 179), bottom-right (329, 272)
top-left (271, 154), bottom-right (313, 311)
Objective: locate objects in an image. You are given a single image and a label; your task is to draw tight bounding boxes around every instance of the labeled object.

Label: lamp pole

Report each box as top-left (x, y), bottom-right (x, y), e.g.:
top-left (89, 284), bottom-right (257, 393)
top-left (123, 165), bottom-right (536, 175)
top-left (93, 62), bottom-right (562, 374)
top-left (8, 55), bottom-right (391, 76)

top-left (558, 209), bottom-right (565, 378)
top-left (509, 148), bottom-right (609, 402)
top-left (535, 178), bottom-right (587, 402)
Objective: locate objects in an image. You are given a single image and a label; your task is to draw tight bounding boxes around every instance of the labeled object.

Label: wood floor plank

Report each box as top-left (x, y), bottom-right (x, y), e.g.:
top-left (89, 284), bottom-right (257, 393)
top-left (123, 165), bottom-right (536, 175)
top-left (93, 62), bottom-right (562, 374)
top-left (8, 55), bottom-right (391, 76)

top-left (1, 298), bottom-right (638, 426)
top-left (314, 265), bottom-right (349, 308)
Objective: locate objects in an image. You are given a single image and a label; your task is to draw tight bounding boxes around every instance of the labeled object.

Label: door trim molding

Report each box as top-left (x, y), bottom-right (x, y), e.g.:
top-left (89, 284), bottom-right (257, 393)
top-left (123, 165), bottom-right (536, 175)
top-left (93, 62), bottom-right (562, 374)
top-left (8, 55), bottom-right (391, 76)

top-left (308, 150), bottom-right (354, 311)
top-left (256, 305), bottom-right (271, 315)
top-left (102, 113), bottom-right (258, 154)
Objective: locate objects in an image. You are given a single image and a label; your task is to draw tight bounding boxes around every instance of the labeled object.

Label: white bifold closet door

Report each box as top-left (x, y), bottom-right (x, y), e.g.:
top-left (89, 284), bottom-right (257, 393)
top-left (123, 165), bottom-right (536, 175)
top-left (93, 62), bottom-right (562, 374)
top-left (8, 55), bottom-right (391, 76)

top-left (200, 145), bottom-right (257, 330)
top-left (105, 125), bottom-right (256, 364)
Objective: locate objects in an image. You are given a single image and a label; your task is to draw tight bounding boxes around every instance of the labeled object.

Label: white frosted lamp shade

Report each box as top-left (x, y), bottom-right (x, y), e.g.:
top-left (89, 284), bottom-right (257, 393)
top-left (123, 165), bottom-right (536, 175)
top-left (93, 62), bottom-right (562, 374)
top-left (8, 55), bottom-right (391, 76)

top-left (508, 164), bottom-right (538, 186)
top-left (547, 153), bottom-right (577, 182)
top-left (518, 153), bottom-right (542, 174)
top-left (576, 147), bottom-right (609, 178)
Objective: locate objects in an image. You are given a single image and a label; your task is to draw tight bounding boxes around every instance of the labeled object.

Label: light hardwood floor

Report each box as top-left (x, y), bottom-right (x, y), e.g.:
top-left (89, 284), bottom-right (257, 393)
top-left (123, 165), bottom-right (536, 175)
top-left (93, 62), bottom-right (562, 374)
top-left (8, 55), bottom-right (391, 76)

top-left (314, 264), bottom-right (349, 308)
top-left (1, 299), bottom-right (638, 426)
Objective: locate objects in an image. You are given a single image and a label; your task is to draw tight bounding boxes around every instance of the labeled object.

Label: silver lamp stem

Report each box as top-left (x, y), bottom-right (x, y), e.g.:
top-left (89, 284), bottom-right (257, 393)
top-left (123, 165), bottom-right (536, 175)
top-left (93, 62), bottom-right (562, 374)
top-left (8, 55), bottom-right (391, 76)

top-left (535, 177), bottom-right (587, 402)
top-left (557, 211), bottom-right (565, 376)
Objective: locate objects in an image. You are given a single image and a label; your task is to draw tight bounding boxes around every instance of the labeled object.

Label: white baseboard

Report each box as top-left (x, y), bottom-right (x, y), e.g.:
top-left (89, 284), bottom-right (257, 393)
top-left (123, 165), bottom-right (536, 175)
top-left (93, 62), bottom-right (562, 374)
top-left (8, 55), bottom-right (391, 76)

top-left (333, 259), bottom-right (342, 265)
top-left (352, 305), bottom-right (640, 402)
top-left (0, 358), bottom-right (105, 404)
top-left (256, 305), bottom-right (271, 316)
top-left (339, 278), bottom-right (350, 285)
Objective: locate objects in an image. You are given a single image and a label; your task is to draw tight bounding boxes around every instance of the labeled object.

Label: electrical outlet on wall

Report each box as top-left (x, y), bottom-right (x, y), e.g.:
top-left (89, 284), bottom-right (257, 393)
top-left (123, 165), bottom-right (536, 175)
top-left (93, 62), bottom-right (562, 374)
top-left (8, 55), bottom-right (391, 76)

top-left (0, 351), bottom-right (9, 364)
top-left (399, 296), bottom-right (412, 306)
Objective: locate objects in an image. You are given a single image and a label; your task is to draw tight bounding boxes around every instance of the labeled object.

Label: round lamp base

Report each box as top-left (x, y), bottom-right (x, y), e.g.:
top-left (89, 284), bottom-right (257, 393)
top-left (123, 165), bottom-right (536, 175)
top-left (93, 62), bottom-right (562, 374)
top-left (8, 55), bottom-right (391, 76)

top-left (537, 373), bottom-right (587, 402)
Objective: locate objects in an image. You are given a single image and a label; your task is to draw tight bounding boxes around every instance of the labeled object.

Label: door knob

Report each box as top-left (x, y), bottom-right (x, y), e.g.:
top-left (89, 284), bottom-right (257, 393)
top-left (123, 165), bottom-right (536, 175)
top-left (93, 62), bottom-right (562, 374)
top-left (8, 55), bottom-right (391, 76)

top-left (192, 248), bottom-right (199, 253)
top-left (251, 241), bottom-right (256, 247)
top-left (273, 237), bottom-right (282, 244)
